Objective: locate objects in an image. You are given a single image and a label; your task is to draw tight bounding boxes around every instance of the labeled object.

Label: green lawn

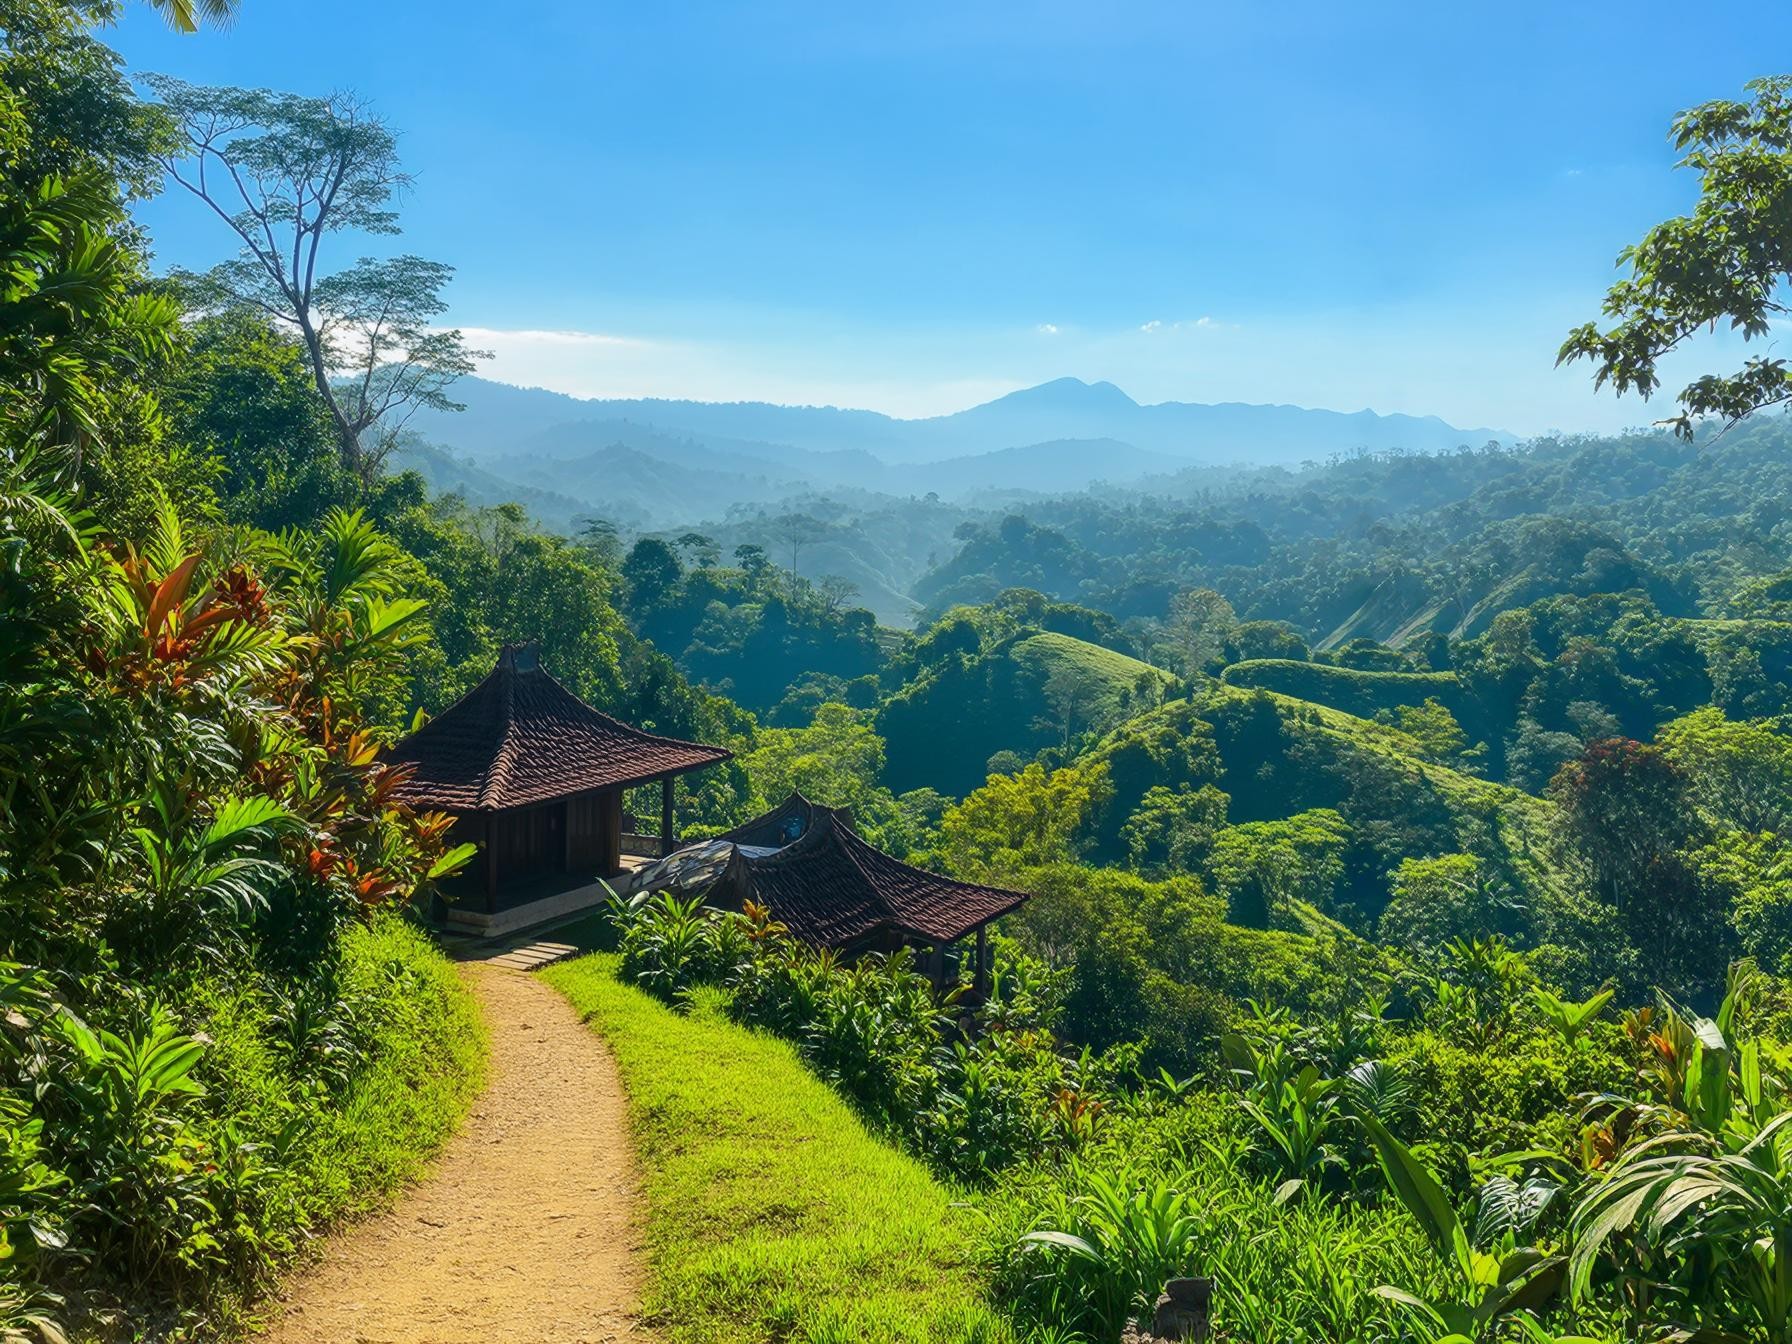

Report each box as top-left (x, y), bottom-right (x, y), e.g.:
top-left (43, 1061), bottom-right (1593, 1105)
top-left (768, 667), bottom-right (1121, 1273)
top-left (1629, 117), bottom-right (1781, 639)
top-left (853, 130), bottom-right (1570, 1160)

top-left (541, 955), bottom-right (1014, 1344)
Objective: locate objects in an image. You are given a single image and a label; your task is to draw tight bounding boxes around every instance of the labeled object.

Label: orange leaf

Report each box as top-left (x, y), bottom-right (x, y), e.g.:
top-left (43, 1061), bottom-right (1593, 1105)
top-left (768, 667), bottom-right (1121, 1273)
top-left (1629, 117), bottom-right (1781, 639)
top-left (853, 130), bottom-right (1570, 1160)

top-left (145, 553), bottom-right (202, 640)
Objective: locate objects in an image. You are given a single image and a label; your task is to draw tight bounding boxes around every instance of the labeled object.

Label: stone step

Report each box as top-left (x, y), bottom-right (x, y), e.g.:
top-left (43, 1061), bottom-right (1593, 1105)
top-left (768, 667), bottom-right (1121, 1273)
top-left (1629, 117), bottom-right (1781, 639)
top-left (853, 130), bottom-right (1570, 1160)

top-left (457, 940), bottom-right (582, 972)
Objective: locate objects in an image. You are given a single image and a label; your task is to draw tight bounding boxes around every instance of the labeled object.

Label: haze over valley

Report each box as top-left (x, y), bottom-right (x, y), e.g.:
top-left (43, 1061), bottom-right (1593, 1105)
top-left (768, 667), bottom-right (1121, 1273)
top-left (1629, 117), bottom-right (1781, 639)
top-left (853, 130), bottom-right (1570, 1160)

top-left (26, 6), bottom-right (1792, 1344)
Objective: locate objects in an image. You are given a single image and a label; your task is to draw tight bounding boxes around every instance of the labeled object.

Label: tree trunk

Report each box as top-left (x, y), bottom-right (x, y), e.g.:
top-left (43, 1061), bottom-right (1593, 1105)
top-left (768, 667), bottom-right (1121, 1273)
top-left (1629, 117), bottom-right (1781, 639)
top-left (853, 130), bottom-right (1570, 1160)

top-left (295, 311), bottom-right (362, 475)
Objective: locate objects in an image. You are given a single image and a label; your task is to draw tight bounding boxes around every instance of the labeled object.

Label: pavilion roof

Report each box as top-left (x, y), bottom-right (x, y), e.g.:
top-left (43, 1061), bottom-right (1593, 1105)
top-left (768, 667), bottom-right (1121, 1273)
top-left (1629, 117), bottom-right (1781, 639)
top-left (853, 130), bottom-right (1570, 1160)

top-left (683, 796), bottom-right (1026, 946)
top-left (384, 644), bottom-right (732, 812)
top-left (711, 790), bottom-right (840, 849)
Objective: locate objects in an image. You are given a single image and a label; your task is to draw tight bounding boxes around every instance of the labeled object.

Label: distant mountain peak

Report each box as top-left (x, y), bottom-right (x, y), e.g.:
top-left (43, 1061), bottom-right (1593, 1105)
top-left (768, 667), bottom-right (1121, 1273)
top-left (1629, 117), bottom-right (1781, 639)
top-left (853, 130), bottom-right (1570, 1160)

top-left (978, 377), bottom-right (1140, 414)
top-left (410, 372), bottom-right (1514, 480)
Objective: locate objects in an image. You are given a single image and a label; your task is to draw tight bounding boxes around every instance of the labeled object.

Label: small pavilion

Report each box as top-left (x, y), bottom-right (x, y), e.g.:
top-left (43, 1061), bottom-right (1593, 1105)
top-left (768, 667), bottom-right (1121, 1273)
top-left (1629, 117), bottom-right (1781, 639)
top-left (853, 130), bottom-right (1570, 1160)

top-left (634, 792), bottom-right (1027, 994)
top-left (385, 643), bottom-right (732, 935)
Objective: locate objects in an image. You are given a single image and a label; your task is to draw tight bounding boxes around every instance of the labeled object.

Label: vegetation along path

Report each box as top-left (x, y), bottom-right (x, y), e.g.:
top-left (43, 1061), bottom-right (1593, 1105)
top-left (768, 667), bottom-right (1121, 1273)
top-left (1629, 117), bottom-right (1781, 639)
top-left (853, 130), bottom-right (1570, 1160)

top-left (264, 963), bottom-right (650, 1343)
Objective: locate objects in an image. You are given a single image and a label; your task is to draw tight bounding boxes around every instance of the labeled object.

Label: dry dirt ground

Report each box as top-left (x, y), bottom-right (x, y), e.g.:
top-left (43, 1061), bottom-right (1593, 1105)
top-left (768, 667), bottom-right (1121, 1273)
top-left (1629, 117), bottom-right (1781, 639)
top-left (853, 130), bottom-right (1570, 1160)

top-left (262, 963), bottom-right (650, 1344)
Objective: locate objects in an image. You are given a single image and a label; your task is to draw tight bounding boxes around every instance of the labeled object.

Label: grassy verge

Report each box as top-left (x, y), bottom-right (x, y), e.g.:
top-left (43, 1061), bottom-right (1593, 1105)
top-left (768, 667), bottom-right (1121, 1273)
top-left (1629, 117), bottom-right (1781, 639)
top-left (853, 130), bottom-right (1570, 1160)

top-left (179, 915), bottom-right (487, 1333)
top-left (291, 916), bottom-right (488, 1218)
top-left (542, 954), bottom-right (1013, 1344)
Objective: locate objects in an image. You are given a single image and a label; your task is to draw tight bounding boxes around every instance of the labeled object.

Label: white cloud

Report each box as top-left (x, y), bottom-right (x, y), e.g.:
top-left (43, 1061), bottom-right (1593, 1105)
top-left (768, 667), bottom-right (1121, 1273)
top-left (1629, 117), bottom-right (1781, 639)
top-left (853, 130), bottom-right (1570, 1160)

top-left (1035, 322), bottom-right (1060, 335)
top-left (451, 321), bottom-right (1027, 418)
top-left (1140, 315), bottom-right (1223, 334)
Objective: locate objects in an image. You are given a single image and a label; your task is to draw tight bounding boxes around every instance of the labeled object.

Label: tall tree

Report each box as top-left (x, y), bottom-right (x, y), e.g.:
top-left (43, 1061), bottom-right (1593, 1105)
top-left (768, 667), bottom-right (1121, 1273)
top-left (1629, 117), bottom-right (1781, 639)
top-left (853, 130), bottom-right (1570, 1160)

top-left (0, 0), bottom-right (179, 495)
top-left (146, 77), bottom-right (485, 478)
top-left (1166, 586), bottom-right (1236, 675)
top-left (1547, 737), bottom-right (1700, 914)
top-left (1561, 75), bottom-right (1792, 435)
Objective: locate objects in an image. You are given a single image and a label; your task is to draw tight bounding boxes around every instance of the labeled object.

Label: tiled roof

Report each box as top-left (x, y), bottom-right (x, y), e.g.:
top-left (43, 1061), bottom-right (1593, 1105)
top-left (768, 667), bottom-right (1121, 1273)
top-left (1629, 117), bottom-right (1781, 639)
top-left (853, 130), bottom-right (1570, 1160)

top-left (727, 801), bottom-right (1027, 947)
top-left (384, 644), bottom-right (732, 812)
top-left (711, 790), bottom-right (841, 849)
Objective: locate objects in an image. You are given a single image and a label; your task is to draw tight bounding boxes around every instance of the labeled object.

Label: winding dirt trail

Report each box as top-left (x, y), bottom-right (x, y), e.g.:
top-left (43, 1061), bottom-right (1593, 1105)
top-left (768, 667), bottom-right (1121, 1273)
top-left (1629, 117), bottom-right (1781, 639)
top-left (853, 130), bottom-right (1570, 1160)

top-left (263, 963), bottom-right (651, 1344)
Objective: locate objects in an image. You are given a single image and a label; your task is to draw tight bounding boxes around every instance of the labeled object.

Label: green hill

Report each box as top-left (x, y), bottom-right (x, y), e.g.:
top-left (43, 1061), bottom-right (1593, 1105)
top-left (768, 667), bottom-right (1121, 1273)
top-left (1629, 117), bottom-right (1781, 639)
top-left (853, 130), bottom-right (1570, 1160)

top-left (1221, 659), bottom-right (1466, 720)
top-left (1075, 684), bottom-right (1558, 921)
top-left (879, 630), bottom-right (1174, 795)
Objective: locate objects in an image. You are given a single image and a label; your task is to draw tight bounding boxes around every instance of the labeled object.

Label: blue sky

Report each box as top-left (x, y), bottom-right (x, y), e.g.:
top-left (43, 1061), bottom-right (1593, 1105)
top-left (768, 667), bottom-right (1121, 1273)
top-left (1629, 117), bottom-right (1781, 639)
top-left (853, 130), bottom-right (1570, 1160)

top-left (109, 1), bottom-right (1792, 435)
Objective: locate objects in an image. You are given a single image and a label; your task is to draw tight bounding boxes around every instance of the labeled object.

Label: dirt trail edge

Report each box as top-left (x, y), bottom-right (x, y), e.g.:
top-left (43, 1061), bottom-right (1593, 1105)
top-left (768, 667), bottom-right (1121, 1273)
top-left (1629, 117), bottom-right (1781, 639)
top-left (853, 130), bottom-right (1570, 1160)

top-left (264, 963), bottom-right (651, 1344)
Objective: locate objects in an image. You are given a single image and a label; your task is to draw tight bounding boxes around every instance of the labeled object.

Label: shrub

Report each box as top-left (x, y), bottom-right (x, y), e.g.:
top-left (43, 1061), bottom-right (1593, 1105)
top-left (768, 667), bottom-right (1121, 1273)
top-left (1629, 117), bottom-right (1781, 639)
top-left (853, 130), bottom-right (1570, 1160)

top-left (0, 472), bottom-right (483, 1331)
top-left (605, 895), bottom-right (1123, 1186)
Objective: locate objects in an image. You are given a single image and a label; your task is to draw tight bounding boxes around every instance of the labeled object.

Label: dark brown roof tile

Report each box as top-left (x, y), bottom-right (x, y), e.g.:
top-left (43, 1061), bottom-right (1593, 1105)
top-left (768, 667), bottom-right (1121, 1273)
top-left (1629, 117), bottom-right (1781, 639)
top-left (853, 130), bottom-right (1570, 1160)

top-left (384, 644), bottom-right (732, 811)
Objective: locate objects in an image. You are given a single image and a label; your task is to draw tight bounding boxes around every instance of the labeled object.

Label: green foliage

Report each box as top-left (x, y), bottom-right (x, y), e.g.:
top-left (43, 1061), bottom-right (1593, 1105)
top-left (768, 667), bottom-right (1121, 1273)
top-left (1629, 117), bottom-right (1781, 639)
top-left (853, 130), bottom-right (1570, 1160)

top-left (1118, 783), bottom-right (1228, 875)
top-left (1658, 705), bottom-right (1792, 834)
top-left (1359, 1112), bottom-right (1570, 1344)
top-left (998, 864), bottom-right (1369, 1074)
top-left (937, 762), bottom-right (1112, 880)
top-left (622, 534), bottom-right (886, 717)
top-left (1560, 75), bottom-right (1792, 437)
top-left (1014, 1163), bottom-right (1206, 1337)
top-left (608, 895), bottom-right (1099, 1186)
top-left (738, 702), bottom-right (924, 852)
top-left (162, 313), bottom-right (355, 531)
top-left (1386, 697), bottom-right (1478, 768)
top-left (1381, 854), bottom-right (1528, 959)
top-left (0, 449), bottom-right (482, 1327)
top-left (1695, 831), bottom-right (1792, 975)
top-left (1225, 660), bottom-right (1466, 723)
top-left (880, 630), bottom-right (1171, 796)
top-left (1547, 738), bottom-right (1731, 1001)
top-left (544, 954), bottom-right (1017, 1344)
top-left (986, 1133), bottom-right (1444, 1344)
top-left (1208, 808), bottom-right (1352, 931)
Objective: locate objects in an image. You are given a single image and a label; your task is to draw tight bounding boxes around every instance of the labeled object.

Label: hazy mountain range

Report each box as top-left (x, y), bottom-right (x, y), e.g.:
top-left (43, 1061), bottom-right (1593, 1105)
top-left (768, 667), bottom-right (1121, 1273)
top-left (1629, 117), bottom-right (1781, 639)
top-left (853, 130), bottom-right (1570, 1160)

top-left (400, 375), bottom-right (1511, 520)
top-left (388, 376), bottom-right (1515, 627)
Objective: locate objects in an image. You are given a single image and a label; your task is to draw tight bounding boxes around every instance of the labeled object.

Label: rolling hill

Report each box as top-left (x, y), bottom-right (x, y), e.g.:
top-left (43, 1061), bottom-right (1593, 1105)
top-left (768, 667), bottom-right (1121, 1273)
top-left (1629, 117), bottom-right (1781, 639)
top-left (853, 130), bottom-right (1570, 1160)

top-left (878, 631), bottom-right (1174, 795)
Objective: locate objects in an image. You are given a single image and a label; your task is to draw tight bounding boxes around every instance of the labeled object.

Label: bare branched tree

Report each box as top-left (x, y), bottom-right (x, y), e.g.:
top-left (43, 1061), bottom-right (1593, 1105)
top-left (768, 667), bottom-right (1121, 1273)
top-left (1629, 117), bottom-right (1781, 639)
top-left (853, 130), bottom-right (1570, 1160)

top-left (146, 77), bottom-right (487, 478)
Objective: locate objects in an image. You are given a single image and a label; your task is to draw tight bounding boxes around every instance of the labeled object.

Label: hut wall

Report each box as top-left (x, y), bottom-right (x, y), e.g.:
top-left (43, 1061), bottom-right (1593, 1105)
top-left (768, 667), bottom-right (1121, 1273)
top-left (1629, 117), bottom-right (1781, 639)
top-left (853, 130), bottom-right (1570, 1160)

top-left (566, 789), bottom-right (622, 876)
top-left (492, 801), bottom-right (566, 886)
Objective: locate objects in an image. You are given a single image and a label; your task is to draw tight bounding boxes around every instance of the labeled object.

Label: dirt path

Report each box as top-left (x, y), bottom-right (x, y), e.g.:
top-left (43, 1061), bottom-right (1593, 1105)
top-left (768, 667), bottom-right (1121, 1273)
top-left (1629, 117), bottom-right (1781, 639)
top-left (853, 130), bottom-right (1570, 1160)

top-left (264, 963), bottom-right (650, 1344)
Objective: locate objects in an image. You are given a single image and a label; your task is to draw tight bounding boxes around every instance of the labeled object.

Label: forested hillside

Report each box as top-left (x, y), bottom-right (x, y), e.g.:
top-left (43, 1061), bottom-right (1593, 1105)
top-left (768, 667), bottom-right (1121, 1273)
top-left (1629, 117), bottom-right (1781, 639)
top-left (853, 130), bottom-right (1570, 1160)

top-left (14, 5), bottom-right (1792, 1342)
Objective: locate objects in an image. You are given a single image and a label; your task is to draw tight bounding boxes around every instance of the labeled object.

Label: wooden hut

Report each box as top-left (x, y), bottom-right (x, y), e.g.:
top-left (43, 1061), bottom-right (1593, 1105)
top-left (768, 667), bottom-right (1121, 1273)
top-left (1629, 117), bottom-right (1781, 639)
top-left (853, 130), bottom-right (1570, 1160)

top-left (637, 792), bottom-right (1027, 994)
top-left (385, 643), bottom-right (732, 935)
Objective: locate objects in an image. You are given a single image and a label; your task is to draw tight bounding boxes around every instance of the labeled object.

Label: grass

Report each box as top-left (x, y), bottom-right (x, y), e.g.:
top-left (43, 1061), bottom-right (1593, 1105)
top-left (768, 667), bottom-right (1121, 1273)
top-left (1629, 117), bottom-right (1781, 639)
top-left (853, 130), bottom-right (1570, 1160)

top-left (1010, 631), bottom-right (1172, 704)
top-left (167, 915), bottom-right (487, 1335)
top-left (1221, 657), bottom-right (1465, 720)
top-left (541, 954), bottom-right (1015, 1344)
top-left (291, 915), bottom-right (489, 1219)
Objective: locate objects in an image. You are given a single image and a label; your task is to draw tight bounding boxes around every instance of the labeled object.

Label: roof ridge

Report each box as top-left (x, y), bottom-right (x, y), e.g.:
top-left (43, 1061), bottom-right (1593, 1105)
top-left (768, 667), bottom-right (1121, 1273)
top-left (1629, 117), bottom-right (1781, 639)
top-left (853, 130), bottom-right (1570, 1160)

top-left (383, 649), bottom-right (733, 812)
top-left (844, 822), bottom-right (1018, 898)
top-left (477, 654), bottom-right (523, 810)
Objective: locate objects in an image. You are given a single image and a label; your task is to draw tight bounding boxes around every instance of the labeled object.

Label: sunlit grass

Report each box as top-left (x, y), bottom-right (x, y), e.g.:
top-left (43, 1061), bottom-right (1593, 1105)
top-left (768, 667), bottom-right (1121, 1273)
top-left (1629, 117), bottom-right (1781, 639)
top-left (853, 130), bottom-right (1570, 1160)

top-left (543, 954), bottom-right (1014, 1344)
top-left (293, 916), bottom-right (489, 1217)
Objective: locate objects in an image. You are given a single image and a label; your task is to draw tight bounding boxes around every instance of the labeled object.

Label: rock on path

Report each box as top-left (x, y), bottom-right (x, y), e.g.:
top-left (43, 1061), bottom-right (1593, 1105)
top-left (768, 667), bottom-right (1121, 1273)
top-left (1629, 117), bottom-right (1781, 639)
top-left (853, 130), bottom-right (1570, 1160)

top-left (263, 963), bottom-right (650, 1343)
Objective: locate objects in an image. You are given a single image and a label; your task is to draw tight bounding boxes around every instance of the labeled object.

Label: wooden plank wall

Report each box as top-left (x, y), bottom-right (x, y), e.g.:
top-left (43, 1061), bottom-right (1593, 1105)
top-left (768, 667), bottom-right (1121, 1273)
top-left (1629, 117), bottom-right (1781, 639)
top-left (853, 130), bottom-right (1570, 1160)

top-left (566, 789), bottom-right (621, 876)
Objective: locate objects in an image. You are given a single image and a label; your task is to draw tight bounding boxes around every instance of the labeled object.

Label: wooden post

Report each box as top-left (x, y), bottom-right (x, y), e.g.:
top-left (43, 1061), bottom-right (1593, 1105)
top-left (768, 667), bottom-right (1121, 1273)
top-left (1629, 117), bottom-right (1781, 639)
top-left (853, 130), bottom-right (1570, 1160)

top-left (483, 811), bottom-right (499, 913)
top-left (974, 924), bottom-right (990, 997)
top-left (600, 790), bottom-right (623, 876)
top-left (660, 775), bottom-right (676, 858)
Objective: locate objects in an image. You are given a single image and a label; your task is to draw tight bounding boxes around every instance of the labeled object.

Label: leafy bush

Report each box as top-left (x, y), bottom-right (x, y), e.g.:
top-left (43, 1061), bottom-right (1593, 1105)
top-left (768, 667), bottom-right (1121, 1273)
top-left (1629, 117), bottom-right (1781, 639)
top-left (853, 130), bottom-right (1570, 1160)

top-left (0, 464), bottom-right (483, 1333)
top-left (607, 894), bottom-right (1118, 1185)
